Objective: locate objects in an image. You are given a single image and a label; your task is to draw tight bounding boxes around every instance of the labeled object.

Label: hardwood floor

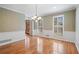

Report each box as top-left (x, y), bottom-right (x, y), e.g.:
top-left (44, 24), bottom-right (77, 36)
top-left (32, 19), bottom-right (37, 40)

top-left (0, 34), bottom-right (78, 54)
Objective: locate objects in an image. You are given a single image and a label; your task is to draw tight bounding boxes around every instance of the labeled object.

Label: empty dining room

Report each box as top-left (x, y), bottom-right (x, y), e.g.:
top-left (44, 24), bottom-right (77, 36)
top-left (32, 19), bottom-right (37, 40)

top-left (0, 4), bottom-right (79, 54)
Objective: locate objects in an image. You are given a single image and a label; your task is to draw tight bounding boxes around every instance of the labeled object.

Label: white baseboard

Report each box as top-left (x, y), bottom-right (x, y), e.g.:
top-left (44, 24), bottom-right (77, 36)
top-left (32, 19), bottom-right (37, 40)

top-left (33, 30), bottom-right (75, 43)
top-left (0, 31), bottom-right (25, 46)
top-left (75, 39), bottom-right (79, 53)
top-left (75, 33), bottom-right (79, 53)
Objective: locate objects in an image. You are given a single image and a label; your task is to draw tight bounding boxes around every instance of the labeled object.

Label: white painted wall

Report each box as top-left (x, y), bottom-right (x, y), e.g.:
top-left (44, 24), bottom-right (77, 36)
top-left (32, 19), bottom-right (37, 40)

top-left (0, 31), bottom-right (25, 46)
top-left (75, 7), bottom-right (79, 52)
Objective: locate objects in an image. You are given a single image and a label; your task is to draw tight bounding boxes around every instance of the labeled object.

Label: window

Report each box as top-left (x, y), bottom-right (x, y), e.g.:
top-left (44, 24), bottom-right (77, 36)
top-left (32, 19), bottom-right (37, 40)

top-left (53, 15), bottom-right (64, 36)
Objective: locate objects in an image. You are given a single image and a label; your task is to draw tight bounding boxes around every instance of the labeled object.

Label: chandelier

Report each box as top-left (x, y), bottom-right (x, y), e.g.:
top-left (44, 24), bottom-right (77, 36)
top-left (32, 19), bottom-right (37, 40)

top-left (31, 4), bottom-right (42, 22)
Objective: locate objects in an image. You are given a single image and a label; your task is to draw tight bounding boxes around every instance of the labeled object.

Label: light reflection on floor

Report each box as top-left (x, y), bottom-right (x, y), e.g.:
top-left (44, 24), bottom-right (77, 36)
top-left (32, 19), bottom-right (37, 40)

top-left (25, 35), bottom-right (30, 48)
top-left (25, 35), bottom-right (64, 54)
top-left (37, 37), bottom-right (43, 53)
top-left (0, 34), bottom-right (78, 54)
top-left (58, 43), bottom-right (64, 53)
top-left (53, 42), bottom-right (58, 54)
top-left (24, 35), bottom-right (78, 54)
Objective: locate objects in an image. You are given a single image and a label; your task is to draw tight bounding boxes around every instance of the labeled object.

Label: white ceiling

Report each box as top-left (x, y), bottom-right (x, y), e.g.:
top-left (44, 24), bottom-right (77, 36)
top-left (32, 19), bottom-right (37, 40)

top-left (0, 4), bottom-right (78, 17)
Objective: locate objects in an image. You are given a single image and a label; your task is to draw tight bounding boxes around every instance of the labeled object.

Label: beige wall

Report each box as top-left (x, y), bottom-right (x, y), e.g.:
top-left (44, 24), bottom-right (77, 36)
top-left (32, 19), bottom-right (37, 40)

top-left (64, 10), bottom-right (75, 31)
top-left (42, 10), bottom-right (75, 32)
top-left (0, 8), bottom-right (2, 31)
top-left (0, 8), bottom-right (4, 31)
top-left (0, 7), bottom-right (75, 32)
top-left (0, 7), bottom-right (25, 32)
top-left (42, 16), bottom-right (53, 30)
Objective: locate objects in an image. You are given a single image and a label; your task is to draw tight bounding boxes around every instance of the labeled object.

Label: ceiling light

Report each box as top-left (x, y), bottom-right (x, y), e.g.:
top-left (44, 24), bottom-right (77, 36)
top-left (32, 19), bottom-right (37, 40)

top-left (31, 4), bottom-right (42, 22)
top-left (37, 17), bottom-right (42, 20)
top-left (32, 16), bottom-right (37, 19)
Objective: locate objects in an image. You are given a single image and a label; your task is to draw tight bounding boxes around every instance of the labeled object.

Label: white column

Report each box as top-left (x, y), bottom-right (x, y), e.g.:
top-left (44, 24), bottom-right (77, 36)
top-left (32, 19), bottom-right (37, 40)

top-left (76, 7), bottom-right (79, 52)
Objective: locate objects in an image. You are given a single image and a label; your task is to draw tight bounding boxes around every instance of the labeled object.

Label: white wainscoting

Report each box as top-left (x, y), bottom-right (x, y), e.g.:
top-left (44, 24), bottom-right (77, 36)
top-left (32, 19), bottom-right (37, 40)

top-left (33, 30), bottom-right (75, 43)
top-left (63, 31), bottom-right (75, 42)
top-left (0, 31), bottom-right (25, 46)
top-left (32, 30), bottom-right (38, 35)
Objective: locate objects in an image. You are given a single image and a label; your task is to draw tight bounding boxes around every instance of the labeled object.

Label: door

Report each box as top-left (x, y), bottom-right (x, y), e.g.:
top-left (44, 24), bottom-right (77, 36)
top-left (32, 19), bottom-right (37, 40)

top-left (25, 20), bottom-right (32, 35)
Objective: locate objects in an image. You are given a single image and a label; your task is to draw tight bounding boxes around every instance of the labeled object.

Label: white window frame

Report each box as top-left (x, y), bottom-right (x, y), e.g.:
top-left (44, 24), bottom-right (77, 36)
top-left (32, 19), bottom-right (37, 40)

top-left (53, 15), bottom-right (64, 36)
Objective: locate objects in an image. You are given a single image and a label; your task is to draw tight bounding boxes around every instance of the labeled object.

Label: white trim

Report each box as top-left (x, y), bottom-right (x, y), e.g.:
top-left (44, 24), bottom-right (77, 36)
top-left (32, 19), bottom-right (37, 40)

top-left (75, 7), bottom-right (79, 52)
top-left (53, 16), bottom-right (54, 33)
top-left (0, 6), bottom-right (24, 15)
top-left (0, 31), bottom-right (25, 46)
top-left (53, 15), bottom-right (64, 18)
top-left (53, 15), bottom-right (64, 38)
top-left (75, 39), bottom-right (79, 53)
top-left (33, 30), bottom-right (75, 43)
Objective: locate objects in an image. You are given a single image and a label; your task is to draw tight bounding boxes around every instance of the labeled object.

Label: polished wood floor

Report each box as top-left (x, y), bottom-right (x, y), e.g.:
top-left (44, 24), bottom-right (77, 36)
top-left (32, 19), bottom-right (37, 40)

top-left (0, 35), bottom-right (78, 54)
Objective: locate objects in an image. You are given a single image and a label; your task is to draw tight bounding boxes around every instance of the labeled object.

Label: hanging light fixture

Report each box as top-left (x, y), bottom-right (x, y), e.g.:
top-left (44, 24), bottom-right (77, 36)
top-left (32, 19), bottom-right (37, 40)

top-left (32, 4), bottom-right (42, 22)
